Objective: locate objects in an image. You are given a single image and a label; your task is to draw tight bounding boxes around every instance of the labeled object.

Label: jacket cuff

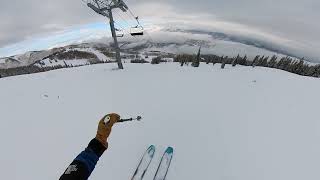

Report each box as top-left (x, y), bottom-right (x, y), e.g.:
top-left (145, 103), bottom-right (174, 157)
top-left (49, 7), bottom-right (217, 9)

top-left (87, 138), bottom-right (107, 157)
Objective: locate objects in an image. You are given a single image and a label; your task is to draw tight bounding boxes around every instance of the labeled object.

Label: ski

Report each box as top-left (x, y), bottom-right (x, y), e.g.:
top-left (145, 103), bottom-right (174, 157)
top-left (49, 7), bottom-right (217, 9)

top-left (153, 147), bottom-right (174, 180)
top-left (131, 145), bottom-right (156, 180)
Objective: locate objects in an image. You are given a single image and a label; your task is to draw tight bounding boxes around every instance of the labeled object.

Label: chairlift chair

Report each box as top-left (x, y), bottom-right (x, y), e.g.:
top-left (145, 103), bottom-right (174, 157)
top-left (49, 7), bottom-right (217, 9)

top-left (130, 25), bottom-right (144, 36)
top-left (115, 28), bottom-right (124, 37)
top-left (130, 16), bottom-right (144, 36)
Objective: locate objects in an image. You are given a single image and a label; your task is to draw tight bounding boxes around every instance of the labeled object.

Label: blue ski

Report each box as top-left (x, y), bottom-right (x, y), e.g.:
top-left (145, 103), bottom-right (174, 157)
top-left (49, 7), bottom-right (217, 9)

top-left (131, 145), bottom-right (156, 180)
top-left (153, 147), bottom-right (174, 180)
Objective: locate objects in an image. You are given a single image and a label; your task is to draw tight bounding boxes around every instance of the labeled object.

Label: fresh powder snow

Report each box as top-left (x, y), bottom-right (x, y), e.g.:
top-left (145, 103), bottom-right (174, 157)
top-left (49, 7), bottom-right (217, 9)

top-left (1, 63), bottom-right (320, 180)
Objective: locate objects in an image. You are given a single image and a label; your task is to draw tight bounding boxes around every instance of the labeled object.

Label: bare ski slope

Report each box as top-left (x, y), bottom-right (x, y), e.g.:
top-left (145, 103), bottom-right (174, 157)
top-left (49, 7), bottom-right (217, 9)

top-left (1, 63), bottom-right (320, 180)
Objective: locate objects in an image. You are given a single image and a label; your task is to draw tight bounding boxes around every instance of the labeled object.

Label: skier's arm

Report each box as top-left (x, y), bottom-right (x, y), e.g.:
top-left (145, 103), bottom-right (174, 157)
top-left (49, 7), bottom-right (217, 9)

top-left (59, 113), bottom-right (120, 180)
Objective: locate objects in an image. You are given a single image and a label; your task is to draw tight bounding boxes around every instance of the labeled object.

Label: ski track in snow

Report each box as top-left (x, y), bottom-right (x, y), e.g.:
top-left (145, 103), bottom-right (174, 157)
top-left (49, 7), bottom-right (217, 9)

top-left (154, 148), bottom-right (173, 180)
top-left (1, 63), bottom-right (320, 180)
top-left (132, 145), bottom-right (155, 180)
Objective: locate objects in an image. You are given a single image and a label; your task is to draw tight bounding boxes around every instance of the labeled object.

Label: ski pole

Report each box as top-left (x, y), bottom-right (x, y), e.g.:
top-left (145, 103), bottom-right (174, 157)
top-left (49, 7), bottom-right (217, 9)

top-left (117, 116), bottom-right (142, 123)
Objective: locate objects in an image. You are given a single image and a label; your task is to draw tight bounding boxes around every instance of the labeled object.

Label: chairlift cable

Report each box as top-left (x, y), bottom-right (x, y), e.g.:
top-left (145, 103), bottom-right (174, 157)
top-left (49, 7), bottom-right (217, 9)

top-left (113, 11), bottom-right (142, 40)
top-left (113, 18), bottom-right (135, 36)
top-left (113, 21), bottom-right (129, 34)
top-left (120, 10), bottom-right (144, 36)
top-left (114, 9), bottom-right (143, 36)
top-left (123, 10), bottom-right (141, 27)
top-left (114, 10), bottom-right (135, 28)
top-left (127, 7), bottom-right (141, 25)
top-left (113, 20), bottom-right (140, 41)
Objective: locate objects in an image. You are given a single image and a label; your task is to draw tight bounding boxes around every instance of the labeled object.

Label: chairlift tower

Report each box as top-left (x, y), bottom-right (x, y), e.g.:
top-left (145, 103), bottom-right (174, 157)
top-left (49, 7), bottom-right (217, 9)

top-left (84, 0), bottom-right (128, 69)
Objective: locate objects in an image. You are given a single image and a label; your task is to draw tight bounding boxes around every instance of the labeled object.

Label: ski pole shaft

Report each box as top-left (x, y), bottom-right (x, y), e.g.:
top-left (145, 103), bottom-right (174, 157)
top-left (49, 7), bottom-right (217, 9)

top-left (117, 116), bottom-right (142, 123)
top-left (118, 118), bottom-right (134, 123)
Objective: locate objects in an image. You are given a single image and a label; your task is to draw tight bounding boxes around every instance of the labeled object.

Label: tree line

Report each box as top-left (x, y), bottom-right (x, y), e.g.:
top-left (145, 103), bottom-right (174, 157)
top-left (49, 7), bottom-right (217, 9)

top-left (174, 54), bottom-right (320, 78)
top-left (0, 60), bottom-right (108, 78)
top-left (1, 52), bottom-right (320, 79)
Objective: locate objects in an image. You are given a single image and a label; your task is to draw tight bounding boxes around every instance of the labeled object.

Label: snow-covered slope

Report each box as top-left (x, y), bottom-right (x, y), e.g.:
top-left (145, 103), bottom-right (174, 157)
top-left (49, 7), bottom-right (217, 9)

top-left (0, 44), bottom-right (111, 69)
top-left (0, 49), bottom-right (63, 69)
top-left (1, 63), bottom-right (320, 180)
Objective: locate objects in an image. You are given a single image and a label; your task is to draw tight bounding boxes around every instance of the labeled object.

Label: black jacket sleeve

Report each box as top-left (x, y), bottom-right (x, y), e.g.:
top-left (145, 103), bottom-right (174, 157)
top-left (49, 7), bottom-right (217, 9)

top-left (59, 138), bottom-right (107, 180)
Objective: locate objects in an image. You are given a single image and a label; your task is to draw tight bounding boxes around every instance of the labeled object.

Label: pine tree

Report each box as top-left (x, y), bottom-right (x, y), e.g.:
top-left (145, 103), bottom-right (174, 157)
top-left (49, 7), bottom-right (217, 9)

top-left (252, 55), bottom-right (260, 67)
top-left (221, 56), bottom-right (228, 69)
top-left (232, 55), bottom-right (240, 67)
top-left (268, 55), bottom-right (277, 68)
top-left (192, 47), bottom-right (201, 67)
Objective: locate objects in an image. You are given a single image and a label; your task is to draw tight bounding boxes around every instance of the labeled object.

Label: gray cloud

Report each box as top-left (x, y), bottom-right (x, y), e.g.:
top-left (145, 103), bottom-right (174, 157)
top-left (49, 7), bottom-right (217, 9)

top-left (0, 0), bottom-right (101, 47)
top-left (1, 0), bottom-right (320, 60)
top-left (131, 0), bottom-right (320, 42)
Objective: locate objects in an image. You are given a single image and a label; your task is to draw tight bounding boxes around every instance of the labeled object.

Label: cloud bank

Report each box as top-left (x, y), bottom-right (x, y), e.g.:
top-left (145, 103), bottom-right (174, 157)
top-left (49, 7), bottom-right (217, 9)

top-left (0, 0), bottom-right (319, 61)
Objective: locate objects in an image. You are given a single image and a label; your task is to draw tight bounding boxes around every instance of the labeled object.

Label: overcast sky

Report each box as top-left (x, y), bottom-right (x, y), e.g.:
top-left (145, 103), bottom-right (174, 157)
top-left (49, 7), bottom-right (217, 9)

top-left (1, 0), bottom-right (319, 60)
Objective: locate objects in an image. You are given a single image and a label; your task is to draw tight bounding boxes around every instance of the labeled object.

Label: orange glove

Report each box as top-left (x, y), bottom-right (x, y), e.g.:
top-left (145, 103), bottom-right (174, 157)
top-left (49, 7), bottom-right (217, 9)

top-left (95, 113), bottom-right (120, 148)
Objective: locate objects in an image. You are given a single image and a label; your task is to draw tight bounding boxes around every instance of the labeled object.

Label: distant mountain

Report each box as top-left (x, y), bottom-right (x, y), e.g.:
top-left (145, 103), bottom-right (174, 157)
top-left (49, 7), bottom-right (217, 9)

top-left (0, 28), bottom-right (294, 69)
top-left (0, 49), bottom-right (61, 69)
top-left (170, 28), bottom-right (299, 59)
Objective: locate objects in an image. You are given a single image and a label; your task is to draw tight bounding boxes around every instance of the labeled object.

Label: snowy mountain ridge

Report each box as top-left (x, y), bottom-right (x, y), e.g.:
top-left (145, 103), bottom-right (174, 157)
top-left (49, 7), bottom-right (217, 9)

top-left (0, 27), bottom-right (296, 70)
top-left (169, 28), bottom-right (298, 58)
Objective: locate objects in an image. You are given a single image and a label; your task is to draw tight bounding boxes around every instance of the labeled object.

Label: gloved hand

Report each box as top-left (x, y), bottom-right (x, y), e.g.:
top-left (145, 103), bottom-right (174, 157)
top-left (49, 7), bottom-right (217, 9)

top-left (95, 113), bottom-right (120, 148)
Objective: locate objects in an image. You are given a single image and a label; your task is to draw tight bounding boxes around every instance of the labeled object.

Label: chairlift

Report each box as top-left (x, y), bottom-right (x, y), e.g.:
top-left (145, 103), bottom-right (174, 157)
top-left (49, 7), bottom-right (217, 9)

top-left (115, 28), bottom-right (124, 37)
top-left (130, 25), bottom-right (144, 36)
top-left (130, 16), bottom-right (144, 36)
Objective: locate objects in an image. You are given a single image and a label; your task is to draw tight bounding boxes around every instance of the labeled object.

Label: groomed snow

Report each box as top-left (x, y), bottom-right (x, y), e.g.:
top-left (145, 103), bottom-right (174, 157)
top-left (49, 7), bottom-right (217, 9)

top-left (1, 63), bottom-right (320, 180)
top-left (72, 48), bottom-right (110, 62)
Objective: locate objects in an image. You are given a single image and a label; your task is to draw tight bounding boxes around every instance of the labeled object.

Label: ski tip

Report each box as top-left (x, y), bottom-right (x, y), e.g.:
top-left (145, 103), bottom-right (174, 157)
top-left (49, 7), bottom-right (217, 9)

top-left (148, 145), bottom-right (156, 150)
top-left (147, 145), bottom-right (156, 154)
top-left (166, 147), bottom-right (174, 154)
